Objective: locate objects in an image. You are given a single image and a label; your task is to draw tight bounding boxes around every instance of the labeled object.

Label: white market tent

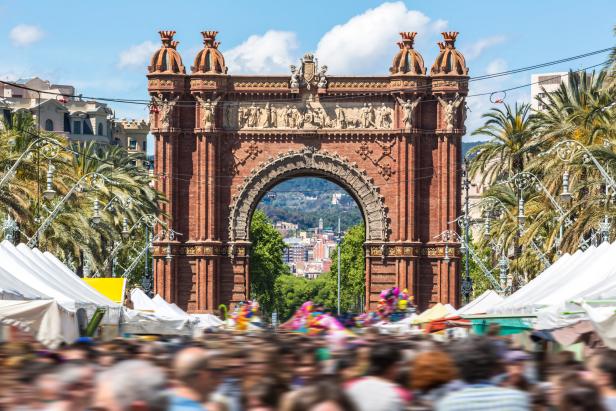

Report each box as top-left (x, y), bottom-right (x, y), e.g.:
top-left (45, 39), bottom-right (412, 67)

top-left (0, 240), bottom-right (122, 345)
top-left (0, 300), bottom-right (77, 348)
top-left (121, 289), bottom-right (194, 335)
top-left (488, 241), bottom-right (616, 331)
top-left (457, 290), bottom-right (504, 316)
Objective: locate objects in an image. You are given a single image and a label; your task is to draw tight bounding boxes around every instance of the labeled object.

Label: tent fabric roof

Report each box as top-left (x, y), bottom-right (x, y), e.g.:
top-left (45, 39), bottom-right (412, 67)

top-left (0, 300), bottom-right (78, 348)
top-left (0, 241), bottom-right (121, 324)
top-left (457, 290), bottom-right (504, 316)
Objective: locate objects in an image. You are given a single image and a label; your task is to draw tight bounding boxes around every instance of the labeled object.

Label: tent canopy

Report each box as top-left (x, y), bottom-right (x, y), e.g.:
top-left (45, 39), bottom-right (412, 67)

top-left (457, 290), bottom-right (504, 316)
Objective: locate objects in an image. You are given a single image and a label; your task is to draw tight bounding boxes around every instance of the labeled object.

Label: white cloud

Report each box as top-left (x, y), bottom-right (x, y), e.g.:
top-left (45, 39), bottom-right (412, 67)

top-left (485, 58), bottom-right (508, 75)
top-left (225, 30), bottom-right (299, 74)
top-left (462, 35), bottom-right (505, 60)
top-left (118, 41), bottom-right (159, 69)
top-left (315, 1), bottom-right (447, 74)
top-left (10, 24), bottom-right (44, 46)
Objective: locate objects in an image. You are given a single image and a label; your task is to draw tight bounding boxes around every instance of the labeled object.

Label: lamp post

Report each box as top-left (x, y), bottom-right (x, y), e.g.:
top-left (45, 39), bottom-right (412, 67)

top-left (336, 217), bottom-right (341, 316)
top-left (1, 215), bottom-right (18, 244)
top-left (461, 160), bottom-right (472, 303)
top-left (546, 140), bottom-right (616, 243)
top-left (93, 214), bottom-right (166, 277)
top-left (27, 172), bottom-right (114, 248)
top-left (0, 138), bottom-right (61, 190)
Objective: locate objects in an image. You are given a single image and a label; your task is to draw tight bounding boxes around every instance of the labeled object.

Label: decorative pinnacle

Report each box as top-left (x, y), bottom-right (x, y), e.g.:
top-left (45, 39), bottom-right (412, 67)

top-left (437, 41), bottom-right (446, 51)
top-left (170, 40), bottom-right (179, 49)
top-left (399, 32), bottom-right (417, 48)
top-left (158, 30), bottom-right (176, 46)
top-left (201, 31), bottom-right (220, 48)
top-left (441, 31), bottom-right (459, 47)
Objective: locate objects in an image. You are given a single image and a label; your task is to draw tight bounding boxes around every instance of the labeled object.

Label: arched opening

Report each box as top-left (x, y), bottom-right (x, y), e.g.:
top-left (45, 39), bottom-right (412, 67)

top-left (97, 122), bottom-right (104, 136)
top-left (44, 119), bottom-right (54, 131)
top-left (249, 176), bottom-right (366, 320)
top-left (228, 148), bottom-right (389, 319)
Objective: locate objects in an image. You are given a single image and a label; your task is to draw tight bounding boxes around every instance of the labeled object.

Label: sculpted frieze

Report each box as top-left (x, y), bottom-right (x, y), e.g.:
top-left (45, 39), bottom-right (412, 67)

top-left (224, 101), bottom-right (395, 130)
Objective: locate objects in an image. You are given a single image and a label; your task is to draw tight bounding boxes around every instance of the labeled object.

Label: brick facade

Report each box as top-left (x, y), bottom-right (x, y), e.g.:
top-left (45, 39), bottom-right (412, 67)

top-left (147, 30), bottom-right (468, 312)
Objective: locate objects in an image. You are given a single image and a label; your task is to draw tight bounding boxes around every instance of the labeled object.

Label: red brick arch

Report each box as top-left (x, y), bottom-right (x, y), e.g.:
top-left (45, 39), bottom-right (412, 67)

top-left (148, 32), bottom-right (468, 312)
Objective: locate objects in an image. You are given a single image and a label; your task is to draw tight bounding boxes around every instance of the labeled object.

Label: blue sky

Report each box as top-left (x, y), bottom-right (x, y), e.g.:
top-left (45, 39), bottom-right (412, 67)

top-left (1, 0), bottom-right (614, 143)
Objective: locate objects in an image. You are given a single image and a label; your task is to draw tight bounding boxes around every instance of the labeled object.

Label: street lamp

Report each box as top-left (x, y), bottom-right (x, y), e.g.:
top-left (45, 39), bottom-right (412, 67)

top-left (336, 217), bottom-right (341, 316)
top-left (91, 198), bottom-right (102, 224)
top-left (560, 170), bottom-right (572, 202)
top-left (27, 172), bottom-right (114, 248)
top-left (2, 215), bottom-right (18, 244)
top-left (498, 253), bottom-right (509, 290)
top-left (121, 217), bottom-right (130, 239)
top-left (517, 197), bottom-right (526, 226)
top-left (42, 163), bottom-right (56, 200)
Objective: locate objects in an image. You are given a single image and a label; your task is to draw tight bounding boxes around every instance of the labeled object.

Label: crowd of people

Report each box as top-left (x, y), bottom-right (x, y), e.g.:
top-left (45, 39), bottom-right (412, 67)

top-left (2, 326), bottom-right (616, 411)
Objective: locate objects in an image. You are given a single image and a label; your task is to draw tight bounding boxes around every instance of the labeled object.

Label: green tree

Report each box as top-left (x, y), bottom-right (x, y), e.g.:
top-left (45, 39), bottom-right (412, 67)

top-left (249, 209), bottom-right (289, 315)
top-left (329, 223), bottom-right (365, 312)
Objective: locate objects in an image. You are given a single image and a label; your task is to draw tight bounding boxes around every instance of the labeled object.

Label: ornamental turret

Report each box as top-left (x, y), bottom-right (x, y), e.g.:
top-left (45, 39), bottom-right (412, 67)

top-left (430, 32), bottom-right (468, 76)
top-left (192, 31), bottom-right (227, 74)
top-left (148, 31), bottom-right (186, 74)
top-left (389, 32), bottom-right (426, 75)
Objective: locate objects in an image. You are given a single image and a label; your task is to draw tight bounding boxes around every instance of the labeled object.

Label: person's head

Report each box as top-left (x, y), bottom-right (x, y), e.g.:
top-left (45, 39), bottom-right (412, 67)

top-left (53, 361), bottom-right (96, 408)
top-left (173, 347), bottom-right (222, 397)
top-left (224, 349), bottom-right (247, 379)
top-left (294, 347), bottom-right (318, 383)
top-left (558, 372), bottom-right (606, 411)
top-left (245, 377), bottom-right (285, 410)
top-left (283, 382), bottom-right (357, 411)
top-left (93, 360), bottom-right (168, 411)
top-left (411, 350), bottom-right (458, 392)
top-left (589, 349), bottom-right (616, 391)
top-left (450, 336), bottom-right (501, 384)
top-left (367, 343), bottom-right (401, 380)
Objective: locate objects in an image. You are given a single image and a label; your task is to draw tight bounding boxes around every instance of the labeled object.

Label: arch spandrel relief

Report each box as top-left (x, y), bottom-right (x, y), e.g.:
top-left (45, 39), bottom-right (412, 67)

top-left (228, 148), bottom-right (389, 243)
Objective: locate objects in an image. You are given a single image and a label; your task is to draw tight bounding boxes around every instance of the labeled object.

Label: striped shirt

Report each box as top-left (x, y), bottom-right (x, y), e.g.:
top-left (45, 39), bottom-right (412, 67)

top-left (436, 385), bottom-right (529, 411)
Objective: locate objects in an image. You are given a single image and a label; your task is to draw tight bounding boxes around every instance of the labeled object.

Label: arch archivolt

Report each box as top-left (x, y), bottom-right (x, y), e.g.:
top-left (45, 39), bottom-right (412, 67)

top-left (228, 147), bottom-right (390, 242)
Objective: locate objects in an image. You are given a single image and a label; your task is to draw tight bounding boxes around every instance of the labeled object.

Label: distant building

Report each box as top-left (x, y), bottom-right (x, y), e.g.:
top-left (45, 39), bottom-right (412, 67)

top-left (275, 221), bottom-right (298, 237)
top-left (332, 192), bottom-right (342, 205)
top-left (530, 72), bottom-right (568, 111)
top-left (0, 77), bottom-right (149, 151)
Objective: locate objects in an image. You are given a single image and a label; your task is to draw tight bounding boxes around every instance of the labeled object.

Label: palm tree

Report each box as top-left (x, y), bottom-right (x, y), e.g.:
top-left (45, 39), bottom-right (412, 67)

top-left (467, 103), bottom-right (536, 185)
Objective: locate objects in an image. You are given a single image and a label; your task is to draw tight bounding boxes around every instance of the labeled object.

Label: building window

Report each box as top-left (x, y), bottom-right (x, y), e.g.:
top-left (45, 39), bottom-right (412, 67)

top-left (44, 119), bottom-right (54, 131)
top-left (97, 123), bottom-right (104, 136)
top-left (83, 119), bottom-right (93, 135)
top-left (73, 120), bottom-right (82, 134)
top-left (129, 139), bottom-right (137, 150)
top-left (142, 141), bottom-right (147, 152)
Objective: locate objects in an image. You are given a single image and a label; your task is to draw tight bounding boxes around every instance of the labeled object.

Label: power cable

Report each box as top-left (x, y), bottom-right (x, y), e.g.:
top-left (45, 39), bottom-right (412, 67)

top-left (0, 47), bottom-right (611, 108)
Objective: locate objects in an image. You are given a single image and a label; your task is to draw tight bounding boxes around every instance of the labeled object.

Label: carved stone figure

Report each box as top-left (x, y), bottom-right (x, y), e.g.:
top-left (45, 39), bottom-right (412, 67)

top-left (238, 106), bottom-right (248, 128)
top-left (377, 103), bottom-right (392, 128)
top-left (289, 64), bottom-right (301, 88)
top-left (291, 105), bottom-right (302, 129)
top-left (360, 103), bottom-right (376, 128)
top-left (317, 65), bottom-right (328, 88)
top-left (195, 95), bottom-right (221, 129)
top-left (397, 96), bottom-right (422, 129)
top-left (247, 103), bottom-right (260, 128)
top-left (314, 108), bottom-right (327, 128)
top-left (224, 103), bottom-right (233, 128)
top-left (152, 93), bottom-right (179, 129)
top-left (335, 104), bottom-right (346, 129)
top-left (263, 102), bottom-right (276, 128)
top-left (437, 93), bottom-right (464, 132)
top-left (282, 105), bottom-right (292, 128)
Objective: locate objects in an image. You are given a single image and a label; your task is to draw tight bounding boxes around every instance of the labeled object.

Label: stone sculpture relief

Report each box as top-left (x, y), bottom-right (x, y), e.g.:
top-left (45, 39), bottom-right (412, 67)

top-left (397, 96), bottom-right (422, 129)
top-left (225, 101), bottom-right (394, 130)
top-left (152, 93), bottom-right (179, 129)
top-left (437, 93), bottom-right (465, 132)
top-left (195, 95), bottom-right (221, 129)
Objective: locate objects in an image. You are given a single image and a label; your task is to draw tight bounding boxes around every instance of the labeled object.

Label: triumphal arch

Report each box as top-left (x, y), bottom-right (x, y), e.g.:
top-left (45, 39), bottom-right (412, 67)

top-left (147, 30), bottom-right (469, 312)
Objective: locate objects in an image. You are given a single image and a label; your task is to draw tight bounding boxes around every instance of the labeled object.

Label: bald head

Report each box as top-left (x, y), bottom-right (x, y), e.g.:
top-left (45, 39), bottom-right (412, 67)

top-left (173, 347), bottom-right (213, 383)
